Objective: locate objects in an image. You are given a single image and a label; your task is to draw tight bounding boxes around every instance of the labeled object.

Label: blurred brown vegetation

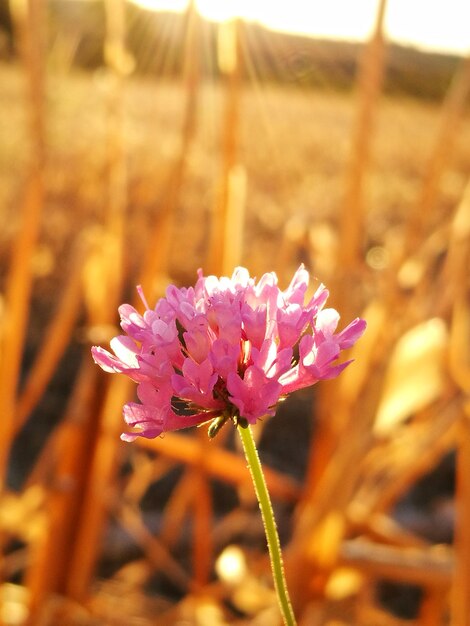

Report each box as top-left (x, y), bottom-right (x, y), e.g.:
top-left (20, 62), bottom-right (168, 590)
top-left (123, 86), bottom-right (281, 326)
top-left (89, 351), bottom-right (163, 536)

top-left (0, 0), bottom-right (469, 624)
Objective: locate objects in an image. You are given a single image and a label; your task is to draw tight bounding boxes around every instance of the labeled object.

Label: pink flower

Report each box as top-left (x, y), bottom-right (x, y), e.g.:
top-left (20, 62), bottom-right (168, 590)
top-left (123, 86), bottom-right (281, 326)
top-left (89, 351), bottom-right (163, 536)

top-left (91, 265), bottom-right (366, 441)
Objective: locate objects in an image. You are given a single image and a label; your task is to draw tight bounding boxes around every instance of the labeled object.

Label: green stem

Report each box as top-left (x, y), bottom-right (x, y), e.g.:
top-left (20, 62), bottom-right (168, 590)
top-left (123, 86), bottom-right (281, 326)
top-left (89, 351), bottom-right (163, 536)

top-left (237, 424), bottom-right (297, 626)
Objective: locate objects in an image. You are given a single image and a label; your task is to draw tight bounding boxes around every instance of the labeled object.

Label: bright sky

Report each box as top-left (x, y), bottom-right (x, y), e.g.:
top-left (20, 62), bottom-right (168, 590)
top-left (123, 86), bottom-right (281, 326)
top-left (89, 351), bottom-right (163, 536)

top-left (130, 0), bottom-right (470, 56)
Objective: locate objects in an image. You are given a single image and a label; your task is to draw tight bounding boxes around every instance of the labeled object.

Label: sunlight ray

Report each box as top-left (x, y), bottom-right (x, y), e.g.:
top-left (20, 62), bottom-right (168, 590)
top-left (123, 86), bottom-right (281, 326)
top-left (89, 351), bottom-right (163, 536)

top-left (128, 0), bottom-right (470, 55)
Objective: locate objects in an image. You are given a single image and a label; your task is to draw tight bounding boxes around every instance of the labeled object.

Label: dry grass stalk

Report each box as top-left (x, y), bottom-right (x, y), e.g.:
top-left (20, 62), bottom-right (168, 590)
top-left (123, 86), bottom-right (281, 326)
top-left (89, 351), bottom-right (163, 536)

top-left (103, 0), bottom-right (129, 303)
top-left (115, 502), bottom-right (191, 592)
top-left (358, 602), bottom-right (424, 626)
top-left (449, 242), bottom-right (470, 624)
top-left (169, 430), bottom-right (239, 587)
top-left (22, 2), bottom-right (132, 612)
top-left (285, 23), bottom-right (467, 620)
top-left (43, 0), bottom-right (133, 604)
top-left (137, 431), bottom-right (301, 503)
top-left (353, 400), bottom-right (459, 517)
top-left (191, 447), bottom-right (214, 588)
top-left (289, 313), bottom-right (455, 611)
top-left (340, 540), bottom-right (453, 588)
top-left (418, 589), bottom-right (448, 626)
top-left (15, 240), bottom-right (86, 430)
top-left (152, 435), bottom-right (227, 565)
top-left (221, 163), bottom-right (247, 274)
top-left (353, 513), bottom-right (430, 550)
top-left (339, 0), bottom-right (387, 273)
top-left (23, 360), bottom-right (103, 620)
top-left (303, 299), bottom-right (387, 498)
top-left (296, 322), bottom-right (392, 538)
top-left (0, 177), bottom-right (44, 484)
top-left (291, 210), bottom-right (460, 614)
top-left (123, 454), bottom-right (175, 504)
top-left (153, 436), bottom-right (214, 587)
top-left (158, 468), bottom-right (198, 549)
top-left (438, 177), bottom-right (470, 314)
top-left (452, 403), bottom-right (470, 626)
top-left (140, 1), bottom-right (201, 295)
top-left (95, 13), bottom-right (241, 585)
top-left (286, 306), bottom-right (392, 607)
top-left (63, 375), bottom-right (132, 601)
top-left (0, 0), bottom-right (46, 486)
top-left (10, 0), bottom-right (46, 163)
top-left (207, 18), bottom-right (244, 274)
top-left (447, 181), bottom-right (470, 393)
top-left (300, 0), bottom-right (394, 532)
top-left (404, 54), bottom-right (470, 255)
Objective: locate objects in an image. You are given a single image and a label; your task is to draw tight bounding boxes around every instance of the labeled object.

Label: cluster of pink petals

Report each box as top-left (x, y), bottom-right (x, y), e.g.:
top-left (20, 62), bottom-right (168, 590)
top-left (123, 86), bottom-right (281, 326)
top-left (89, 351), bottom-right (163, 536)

top-left (91, 265), bottom-right (366, 441)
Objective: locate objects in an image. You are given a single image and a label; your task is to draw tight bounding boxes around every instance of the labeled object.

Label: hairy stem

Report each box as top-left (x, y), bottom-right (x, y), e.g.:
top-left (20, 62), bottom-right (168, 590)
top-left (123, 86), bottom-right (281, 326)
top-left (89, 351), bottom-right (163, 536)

top-left (238, 424), bottom-right (297, 626)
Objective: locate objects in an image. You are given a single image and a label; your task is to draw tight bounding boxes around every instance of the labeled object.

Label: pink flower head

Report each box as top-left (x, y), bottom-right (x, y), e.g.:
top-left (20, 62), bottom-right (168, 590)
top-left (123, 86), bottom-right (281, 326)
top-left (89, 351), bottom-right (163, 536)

top-left (91, 265), bottom-right (366, 441)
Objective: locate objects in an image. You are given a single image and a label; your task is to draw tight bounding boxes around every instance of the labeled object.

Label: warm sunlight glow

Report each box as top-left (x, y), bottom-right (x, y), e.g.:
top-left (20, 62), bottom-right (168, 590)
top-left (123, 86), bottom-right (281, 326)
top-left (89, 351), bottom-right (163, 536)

top-left (129, 0), bottom-right (470, 55)
top-left (215, 546), bottom-right (247, 584)
top-left (386, 0), bottom-right (470, 54)
top-left (131, 0), bottom-right (188, 10)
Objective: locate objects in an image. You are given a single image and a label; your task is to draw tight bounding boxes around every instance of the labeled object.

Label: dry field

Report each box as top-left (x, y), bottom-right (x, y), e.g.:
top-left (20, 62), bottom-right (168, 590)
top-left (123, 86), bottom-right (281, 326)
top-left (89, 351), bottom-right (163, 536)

top-left (1, 63), bottom-right (469, 285)
top-left (0, 6), bottom-right (470, 625)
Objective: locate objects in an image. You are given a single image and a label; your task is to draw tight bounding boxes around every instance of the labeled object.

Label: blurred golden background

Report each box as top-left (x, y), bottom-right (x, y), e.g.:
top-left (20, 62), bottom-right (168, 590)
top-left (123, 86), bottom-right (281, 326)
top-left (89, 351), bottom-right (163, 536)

top-left (0, 0), bottom-right (469, 624)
